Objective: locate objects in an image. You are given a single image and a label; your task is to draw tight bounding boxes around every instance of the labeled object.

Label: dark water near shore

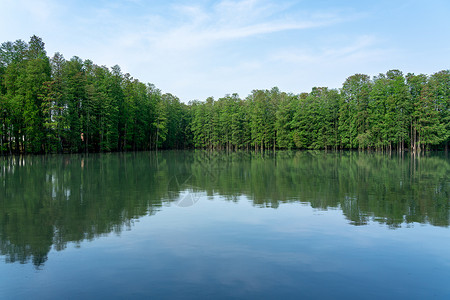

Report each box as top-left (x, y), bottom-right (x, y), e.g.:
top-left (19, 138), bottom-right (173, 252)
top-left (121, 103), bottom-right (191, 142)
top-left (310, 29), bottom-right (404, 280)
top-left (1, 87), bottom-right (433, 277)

top-left (0, 151), bottom-right (449, 299)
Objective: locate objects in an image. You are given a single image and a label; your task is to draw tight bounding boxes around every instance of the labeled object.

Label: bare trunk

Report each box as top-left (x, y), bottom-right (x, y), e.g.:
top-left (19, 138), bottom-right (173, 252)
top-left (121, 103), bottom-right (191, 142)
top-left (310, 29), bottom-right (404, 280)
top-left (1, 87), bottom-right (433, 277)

top-left (410, 121), bottom-right (413, 151)
top-left (9, 129), bottom-right (12, 155)
top-left (156, 127), bottom-right (159, 152)
top-left (0, 128), bottom-right (3, 156)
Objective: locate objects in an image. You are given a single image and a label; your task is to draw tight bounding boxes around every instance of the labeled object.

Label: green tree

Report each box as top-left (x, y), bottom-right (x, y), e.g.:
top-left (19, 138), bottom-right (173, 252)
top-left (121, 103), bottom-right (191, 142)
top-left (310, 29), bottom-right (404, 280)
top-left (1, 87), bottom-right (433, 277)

top-left (415, 85), bottom-right (442, 150)
top-left (385, 70), bottom-right (410, 152)
top-left (428, 70), bottom-right (450, 150)
top-left (153, 96), bottom-right (168, 151)
top-left (248, 89), bottom-right (277, 151)
top-left (406, 73), bottom-right (428, 152)
top-left (63, 56), bottom-right (86, 152)
top-left (275, 93), bottom-right (295, 149)
top-left (190, 100), bottom-right (207, 148)
top-left (339, 74), bottom-right (372, 149)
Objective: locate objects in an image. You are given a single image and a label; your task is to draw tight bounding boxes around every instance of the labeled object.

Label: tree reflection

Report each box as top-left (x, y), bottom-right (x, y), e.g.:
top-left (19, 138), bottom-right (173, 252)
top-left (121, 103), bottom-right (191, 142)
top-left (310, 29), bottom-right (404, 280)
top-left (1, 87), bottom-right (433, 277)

top-left (0, 151), bottom-right (448, 267)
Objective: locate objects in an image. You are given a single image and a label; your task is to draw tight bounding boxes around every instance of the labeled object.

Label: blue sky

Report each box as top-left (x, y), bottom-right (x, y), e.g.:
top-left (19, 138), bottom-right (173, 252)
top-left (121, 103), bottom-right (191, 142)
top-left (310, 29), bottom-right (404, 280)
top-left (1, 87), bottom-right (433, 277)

top-left (1, 0), bottom-right (449, 102)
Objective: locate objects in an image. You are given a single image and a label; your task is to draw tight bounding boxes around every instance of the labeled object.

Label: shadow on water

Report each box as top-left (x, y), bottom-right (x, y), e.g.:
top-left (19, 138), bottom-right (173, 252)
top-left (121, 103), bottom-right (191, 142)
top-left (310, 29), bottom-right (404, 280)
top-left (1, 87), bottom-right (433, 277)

top-left (0, 150), bottom-right (448, 267)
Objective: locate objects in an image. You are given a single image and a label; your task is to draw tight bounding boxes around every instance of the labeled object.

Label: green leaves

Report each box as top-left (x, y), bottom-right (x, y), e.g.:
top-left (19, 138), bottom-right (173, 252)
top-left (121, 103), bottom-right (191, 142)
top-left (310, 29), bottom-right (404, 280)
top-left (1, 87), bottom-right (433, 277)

top-left (0, 35), bottom-right (449, 154)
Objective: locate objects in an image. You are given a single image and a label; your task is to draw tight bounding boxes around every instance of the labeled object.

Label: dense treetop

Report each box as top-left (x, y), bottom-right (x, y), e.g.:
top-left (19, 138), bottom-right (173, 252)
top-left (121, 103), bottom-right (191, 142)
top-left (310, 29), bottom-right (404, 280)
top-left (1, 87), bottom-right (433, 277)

top-left (1, 36), bottom-right (449, 154)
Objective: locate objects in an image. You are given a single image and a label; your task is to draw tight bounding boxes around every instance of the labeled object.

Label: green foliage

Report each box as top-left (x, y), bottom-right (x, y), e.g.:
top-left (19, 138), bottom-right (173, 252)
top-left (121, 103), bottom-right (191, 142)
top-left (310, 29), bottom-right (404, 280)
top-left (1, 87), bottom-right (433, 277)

top-left (153, 96), bottom-right (168, 149)
top-left (0, 36), bottom-right (449, 154)
top-left (339, 74), bottom-right (371, 149)
top-left (0, 36), bottom-right (191, 154)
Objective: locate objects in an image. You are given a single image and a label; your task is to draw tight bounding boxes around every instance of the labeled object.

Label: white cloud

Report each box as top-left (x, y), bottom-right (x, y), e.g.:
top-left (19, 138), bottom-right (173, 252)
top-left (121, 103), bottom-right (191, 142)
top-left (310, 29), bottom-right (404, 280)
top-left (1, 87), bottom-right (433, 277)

top-left (1, 0), bottom-right (412, 101)
top-left (96, 0), bottom-right (355, 101)
top-left (0, 0), bottom-right (54, 22)
top-left (136, 0), bottom-right (344, 53)
top-left (271, 35), bottom-right (387, 65)
top-left (262, 35), bottom-right (400, 93)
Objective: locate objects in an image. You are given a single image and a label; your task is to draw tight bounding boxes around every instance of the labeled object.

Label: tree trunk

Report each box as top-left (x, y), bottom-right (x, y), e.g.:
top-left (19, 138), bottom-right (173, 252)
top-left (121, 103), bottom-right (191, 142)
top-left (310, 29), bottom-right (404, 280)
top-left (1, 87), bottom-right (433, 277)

top-left (0, 125), bottom-right (3, 156)
top-left (410, 121), bottom-right (413, 152)
top-left (156, 127), bottom-right (159, 152)
top-left (9, 130), bottom-right (12, 155)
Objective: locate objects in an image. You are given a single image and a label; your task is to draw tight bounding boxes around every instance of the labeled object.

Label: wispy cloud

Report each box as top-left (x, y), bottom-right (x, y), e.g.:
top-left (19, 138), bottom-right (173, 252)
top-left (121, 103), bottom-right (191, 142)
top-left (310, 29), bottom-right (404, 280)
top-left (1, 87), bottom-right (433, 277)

top-left (93, 0), bottom-right (365, 100)
top-left (0, 0), bottom-right (61, 40)
top-left (271, 35), bottom-right (388, 64)
top-left (139, 0), bottom-right (345, 52)
top-left (7, 0), bottom-right (443, 101)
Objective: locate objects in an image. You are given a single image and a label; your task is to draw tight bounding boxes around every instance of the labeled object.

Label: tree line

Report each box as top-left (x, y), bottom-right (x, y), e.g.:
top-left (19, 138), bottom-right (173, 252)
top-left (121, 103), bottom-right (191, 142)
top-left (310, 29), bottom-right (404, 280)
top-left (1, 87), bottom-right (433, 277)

top-left (191, 72), bottom-right (449, 152)
top-left (1, 36), bottom-right (449, 154)
top-left (0, 36), bottom-right (190, 155)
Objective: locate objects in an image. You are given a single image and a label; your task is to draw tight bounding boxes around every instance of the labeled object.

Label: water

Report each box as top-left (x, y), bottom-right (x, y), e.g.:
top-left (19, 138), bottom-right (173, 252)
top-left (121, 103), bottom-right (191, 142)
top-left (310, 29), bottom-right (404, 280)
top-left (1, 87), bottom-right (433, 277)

top-left (0, 151), bottom-right (449, 299)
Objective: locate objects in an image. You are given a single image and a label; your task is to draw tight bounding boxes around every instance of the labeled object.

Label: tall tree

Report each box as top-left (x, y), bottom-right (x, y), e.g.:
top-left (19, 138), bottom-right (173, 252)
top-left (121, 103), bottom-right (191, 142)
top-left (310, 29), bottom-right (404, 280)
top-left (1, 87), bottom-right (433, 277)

top-left (153, 96), bottom-right (168, 151)
top-left (406, 73), bottom-right (428, 152)
top-left (367, 71), bottom-right (410, 152)
top-left (428, 70), bottom-right (450, 150)
top-left (339, 74), bottom-right (372, 149)
top-left (63, 56), bottom-right (86, 152)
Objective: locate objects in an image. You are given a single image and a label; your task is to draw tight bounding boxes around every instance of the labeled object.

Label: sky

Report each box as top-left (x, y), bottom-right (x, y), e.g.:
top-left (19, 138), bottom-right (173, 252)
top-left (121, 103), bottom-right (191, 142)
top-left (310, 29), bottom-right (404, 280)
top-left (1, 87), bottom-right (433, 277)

top-left (1, 0), bottom-right (449, 102)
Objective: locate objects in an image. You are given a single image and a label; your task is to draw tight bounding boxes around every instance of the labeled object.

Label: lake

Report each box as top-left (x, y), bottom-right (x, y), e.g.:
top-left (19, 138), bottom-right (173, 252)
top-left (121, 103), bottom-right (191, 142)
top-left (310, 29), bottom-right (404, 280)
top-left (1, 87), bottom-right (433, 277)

top-left (0, 151), bottom-right (449, 299)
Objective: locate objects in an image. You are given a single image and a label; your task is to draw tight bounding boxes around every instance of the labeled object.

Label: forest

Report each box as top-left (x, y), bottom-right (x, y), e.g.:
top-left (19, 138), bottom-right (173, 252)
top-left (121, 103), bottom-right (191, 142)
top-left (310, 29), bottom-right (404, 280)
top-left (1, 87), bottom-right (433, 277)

top-left (1, 36), bottom-right (449, 154)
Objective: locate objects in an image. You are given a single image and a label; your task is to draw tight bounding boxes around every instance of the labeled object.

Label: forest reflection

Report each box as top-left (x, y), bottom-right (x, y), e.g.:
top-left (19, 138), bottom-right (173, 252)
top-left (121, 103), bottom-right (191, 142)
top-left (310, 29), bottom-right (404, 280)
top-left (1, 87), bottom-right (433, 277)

top-left (0, 151), bottom-right (448, 267)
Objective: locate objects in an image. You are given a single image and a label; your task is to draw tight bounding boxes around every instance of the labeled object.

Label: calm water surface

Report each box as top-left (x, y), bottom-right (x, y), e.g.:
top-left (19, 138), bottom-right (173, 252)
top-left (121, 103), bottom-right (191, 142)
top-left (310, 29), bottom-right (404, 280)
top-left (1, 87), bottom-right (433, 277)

top-left (0, 151), bottom-right (449, 299)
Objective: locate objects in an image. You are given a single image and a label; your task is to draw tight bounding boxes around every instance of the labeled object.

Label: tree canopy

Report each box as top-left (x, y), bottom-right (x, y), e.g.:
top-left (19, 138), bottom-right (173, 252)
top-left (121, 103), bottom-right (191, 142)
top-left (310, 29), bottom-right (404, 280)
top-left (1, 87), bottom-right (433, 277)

top-left (1, 36), bottom-right (449, 154)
